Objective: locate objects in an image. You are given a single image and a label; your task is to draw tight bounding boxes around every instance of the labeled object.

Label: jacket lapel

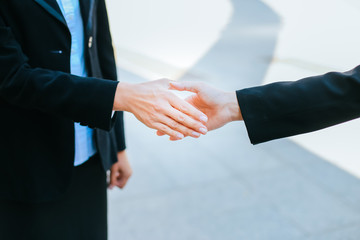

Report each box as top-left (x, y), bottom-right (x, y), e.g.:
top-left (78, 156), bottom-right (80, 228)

top-left (79, 0), bottom-right (95, 34)
top-left (33, 0), bottom-right (67, 26)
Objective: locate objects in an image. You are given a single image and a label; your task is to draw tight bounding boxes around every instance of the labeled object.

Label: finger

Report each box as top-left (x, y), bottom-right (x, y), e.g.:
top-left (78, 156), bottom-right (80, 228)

top-left (156, 131), bottom-right (165, 136)
top-left (170, 81), bottom-right (202, 93)
top-left (157, 131), bottom-right (193, 141)
top-left (109, 169), bottom-right (119, 190)
top-left (169, 95), bottom-right (208, 123)
top-left (153, 122), bottom-right (185, 140)
top-left (159, 131), bottom-right (200, 140)
top-left (159, 115), bottom-right (202, 138)
top-left (117, 175), bottom-right (131, 189)
top-left (157, 131), bottom-right (178, 140)
top-left (169, 136), bottom-right (182, 141)
top-left (113, 171), bottom-right (127, 189)
top-left (163, 106), bottom-right (208, 135)
top-left (185, 94), bottom-right (196, 104)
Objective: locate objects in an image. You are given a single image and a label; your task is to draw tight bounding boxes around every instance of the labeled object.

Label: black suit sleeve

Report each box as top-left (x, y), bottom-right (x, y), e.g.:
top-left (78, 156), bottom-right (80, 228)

top-left (0, 13), bottom-right (117, 131)
top-left (96, 0), bottom-right (126, 151)
top-left (236, 65), bottom-right (360, 144)
top-left (113, 111), bottom-right (126, 151)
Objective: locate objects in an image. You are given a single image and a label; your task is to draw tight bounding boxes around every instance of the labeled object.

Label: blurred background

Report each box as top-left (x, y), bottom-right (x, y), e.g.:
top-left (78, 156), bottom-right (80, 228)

top-left (105, 0), bottom-right (360, 239)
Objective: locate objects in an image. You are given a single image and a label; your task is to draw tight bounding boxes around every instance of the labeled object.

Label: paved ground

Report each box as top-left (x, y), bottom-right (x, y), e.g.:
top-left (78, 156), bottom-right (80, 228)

top-left (107, 0), bottom-right (360, 239)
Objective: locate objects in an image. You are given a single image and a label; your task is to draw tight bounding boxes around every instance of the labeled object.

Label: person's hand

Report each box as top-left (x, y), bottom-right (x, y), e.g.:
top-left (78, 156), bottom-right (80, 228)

top-left (113, 79), bottom-right (208, 140)
top-left (157, 81), bottom-right (242, 139)
top-left (109, 150), bottom-right (132, 189)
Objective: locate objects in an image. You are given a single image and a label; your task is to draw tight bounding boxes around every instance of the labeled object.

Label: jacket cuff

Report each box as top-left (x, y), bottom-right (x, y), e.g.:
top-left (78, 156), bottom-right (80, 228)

top-left (113, 111), bottom-right (127, 152)
top-left (236, 89), bottom-right (268, 145)
top-left (79, 79), bottom-right (119, 131)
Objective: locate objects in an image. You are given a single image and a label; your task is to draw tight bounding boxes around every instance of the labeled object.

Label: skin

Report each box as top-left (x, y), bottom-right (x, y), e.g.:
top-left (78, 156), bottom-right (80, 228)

top-left (109, 150), bottom-right (132, 189)
top-left (110, 81), bottom-right (241, 188)
top-left (157, 81), bottom-right (242, 140)
top-left (113, 79), bottom-right (209, 140)
top-left (110, 80), bottom-right (211, 189)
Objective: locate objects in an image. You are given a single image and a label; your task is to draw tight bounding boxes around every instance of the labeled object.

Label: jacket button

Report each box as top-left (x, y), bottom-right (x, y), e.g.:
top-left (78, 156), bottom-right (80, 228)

top-left (88, 36), bottom-right (93, 48)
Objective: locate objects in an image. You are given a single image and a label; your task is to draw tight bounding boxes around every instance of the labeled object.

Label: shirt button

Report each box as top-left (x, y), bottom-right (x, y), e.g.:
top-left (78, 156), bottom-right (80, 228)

top-left (88, 36), bottom-right (93, 48)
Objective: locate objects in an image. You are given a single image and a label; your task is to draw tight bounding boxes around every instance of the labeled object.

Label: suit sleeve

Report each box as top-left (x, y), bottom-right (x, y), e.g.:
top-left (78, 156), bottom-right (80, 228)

top-left (236, 65), bottom-right (360, 144)
top-left (96, 0), bottom-right (126, 150)
top-left (0, 13), bottom-right (118, 131)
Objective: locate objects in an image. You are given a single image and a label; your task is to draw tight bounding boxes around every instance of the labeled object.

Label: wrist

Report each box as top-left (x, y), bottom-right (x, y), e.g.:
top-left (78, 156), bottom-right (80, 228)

top-left (113, 82), bottom-right (133, 112)
top-left (224, 91), bottom-right (243, 122)
top-left (117, 150), bottom-right (127, 159)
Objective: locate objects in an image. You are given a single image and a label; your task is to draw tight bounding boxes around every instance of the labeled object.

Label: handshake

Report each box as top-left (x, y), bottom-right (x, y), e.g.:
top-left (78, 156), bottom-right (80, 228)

top-left (113, 79), bottom-right (242, 140)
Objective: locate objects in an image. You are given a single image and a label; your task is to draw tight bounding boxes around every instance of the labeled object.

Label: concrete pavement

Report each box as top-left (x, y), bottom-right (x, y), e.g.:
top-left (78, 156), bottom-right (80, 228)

top-left (106, 0), bottom-right (360, 239)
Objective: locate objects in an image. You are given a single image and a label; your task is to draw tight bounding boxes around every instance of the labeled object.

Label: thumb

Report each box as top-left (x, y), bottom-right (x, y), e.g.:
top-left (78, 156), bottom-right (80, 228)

top-left (109, 167), bottom-right (119, 189)
top-left (170, 81), bottom-right (201, 93)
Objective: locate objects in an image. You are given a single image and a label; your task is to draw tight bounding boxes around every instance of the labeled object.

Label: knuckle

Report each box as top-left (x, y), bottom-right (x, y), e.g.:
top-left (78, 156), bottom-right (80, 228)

top-left (159, 125), bottom-right (167, 132)
top-left (186, 130), bottom-right (194, 136)
top-left (180, 106), bottom-right (189, 113)
top-left (153, 104), bottom-right (162, 112)
top-left (177, 115), bottom-right (185, 122)
top-left (196, 122), bottom-right (204, 129)
top-left (144, 119), bottom-right (153, 127)
top-left (171, 121), bottom-right (178, 129)
top-left (188, 121), bottom-right (199, 129)
top-left (149, 112), bottom-right (158, 121)
top-left (148, 121), bottom-right (158, 129)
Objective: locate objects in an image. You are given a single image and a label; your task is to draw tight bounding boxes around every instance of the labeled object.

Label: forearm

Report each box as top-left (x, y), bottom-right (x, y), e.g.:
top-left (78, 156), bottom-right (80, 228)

top-left (1, 66), bottom-right (118, 130)
top-left (237, 65), bottom-right (360, 144)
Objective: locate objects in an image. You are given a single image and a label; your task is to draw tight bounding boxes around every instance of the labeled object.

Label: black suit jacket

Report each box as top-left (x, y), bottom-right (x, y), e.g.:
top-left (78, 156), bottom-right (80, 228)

top-left (0, 0), bottom-right (126, 203)
top-left (237, 65), bottom-right (360, 144)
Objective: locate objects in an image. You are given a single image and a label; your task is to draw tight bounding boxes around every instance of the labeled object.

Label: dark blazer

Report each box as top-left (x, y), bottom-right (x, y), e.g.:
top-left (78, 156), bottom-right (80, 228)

top-left (237, 65), bottom-right (360, 144)
top-left (0, 0), bottom-right (126, 203)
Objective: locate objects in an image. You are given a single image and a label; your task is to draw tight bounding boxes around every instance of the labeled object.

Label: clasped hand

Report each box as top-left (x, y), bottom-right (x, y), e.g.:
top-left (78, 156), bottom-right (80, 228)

top-left (113, 79), bottom-right (209, 140)
top-left (157, 81), bottom-right (243, 140)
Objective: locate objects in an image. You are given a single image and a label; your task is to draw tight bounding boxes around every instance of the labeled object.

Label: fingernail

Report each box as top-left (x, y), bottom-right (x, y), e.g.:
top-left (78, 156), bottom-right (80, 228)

top-left (170, 82), bottom-right (181, 88)
top-left (200, 115), bottom-right (208, 123)
top-left (176, 133), bottom-right (185, 139)
top-left (199, 127), bottom-right (208, 134)
top-left (192, 132), bottom-right (201, 137)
